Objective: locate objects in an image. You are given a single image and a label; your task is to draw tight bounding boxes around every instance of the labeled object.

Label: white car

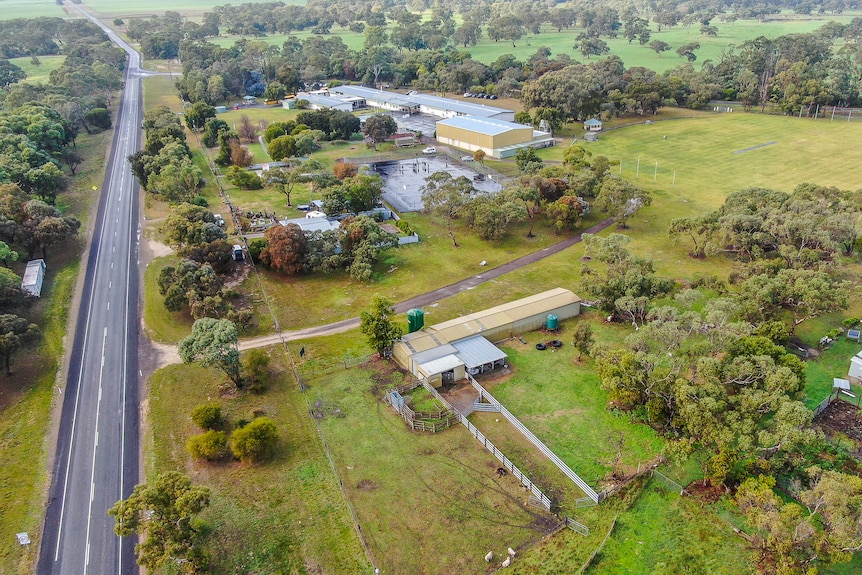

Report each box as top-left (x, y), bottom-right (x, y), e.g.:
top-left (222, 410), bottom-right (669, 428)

top-left (422, 147), bottom-right (436, 155)
top-left (461, 155), bottom-right (473, 161)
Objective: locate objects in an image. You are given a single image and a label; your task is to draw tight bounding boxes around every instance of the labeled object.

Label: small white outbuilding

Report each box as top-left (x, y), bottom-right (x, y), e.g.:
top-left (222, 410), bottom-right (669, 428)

top-left (849, 350), bottom-right (862, 379)
top-left (21, 259), bottom-right (46, 297)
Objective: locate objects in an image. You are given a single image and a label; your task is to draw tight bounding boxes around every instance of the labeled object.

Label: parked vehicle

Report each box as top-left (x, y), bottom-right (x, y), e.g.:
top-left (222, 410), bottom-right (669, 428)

top-left (423, 146), bottom-right (437, 155)
top-left (461, 155), bottom-right (474, 161)
top-left (232, 244), bottom-right (245, 261)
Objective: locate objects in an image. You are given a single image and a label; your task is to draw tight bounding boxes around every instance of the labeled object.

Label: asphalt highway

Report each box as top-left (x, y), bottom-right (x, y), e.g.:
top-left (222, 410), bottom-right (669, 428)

top-left (38, 4), bottom-right (143, 574)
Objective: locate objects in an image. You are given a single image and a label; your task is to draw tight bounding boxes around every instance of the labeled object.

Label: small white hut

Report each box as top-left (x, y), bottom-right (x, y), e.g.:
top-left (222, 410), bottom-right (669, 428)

top-left (21, 259), bottom-right (46, 297)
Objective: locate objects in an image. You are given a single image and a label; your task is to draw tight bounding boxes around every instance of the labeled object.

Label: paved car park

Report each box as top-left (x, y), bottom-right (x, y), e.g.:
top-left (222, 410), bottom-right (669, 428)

top-left (366, 157), bottom-right (504, 213)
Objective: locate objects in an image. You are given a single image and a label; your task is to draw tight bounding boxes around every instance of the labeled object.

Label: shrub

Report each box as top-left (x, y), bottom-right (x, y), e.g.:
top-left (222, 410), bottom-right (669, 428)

top-left (191, 403), bottom-right (223, 430)
top-left (85, 107), bottom-right (112, 130)
top-left (191, 195), bottom-right (209, 207)
top-left (230, 417), bottom-right (278, 462)
top-left (843, 318), bottom-right (859, 328)
top-left (244, 349), bottom-right (271, 391)
top-left (247, 238), bottom-right (267, 263)
top-left (394, 219), bottom-right (412, 235)
top-left (186, 430), bottom-right (228, 461)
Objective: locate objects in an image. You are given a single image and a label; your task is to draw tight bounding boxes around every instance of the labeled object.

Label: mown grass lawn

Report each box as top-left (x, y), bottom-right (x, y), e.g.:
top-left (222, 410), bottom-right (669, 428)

top-left (147, 348), bottom-right (369, 574)
top-left (536, 110), bottom-right (862, 280)
top-left (462, 314), bottom-right (664, 504)
top-left (484, 318), bottom-right (665, 492)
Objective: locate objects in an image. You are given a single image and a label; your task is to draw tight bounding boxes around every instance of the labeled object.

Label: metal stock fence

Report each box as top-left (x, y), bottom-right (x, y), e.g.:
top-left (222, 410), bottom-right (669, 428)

top-left (419, 379), bottom-right (553, 511)
top-left (468, 376), bottom-right (600, 503)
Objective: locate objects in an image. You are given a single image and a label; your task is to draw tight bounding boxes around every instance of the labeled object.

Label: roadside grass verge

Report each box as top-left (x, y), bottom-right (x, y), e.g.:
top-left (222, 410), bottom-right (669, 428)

top-left (142, 255), bottom-right (192, 343)
top-left (0, 117), bottom-right (112, 574)
top-left (147, 347), bottom-right (369, 574)
top-left (303, 362), bottom-right (562, 575)
top-left (584, 480), bottom-right (754, 575)
top-left (0, 262), bottom-right (78, 574)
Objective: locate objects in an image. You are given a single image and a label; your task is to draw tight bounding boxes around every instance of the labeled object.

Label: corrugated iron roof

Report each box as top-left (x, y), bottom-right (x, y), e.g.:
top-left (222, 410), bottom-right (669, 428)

top-left (330, 85), bottom-right (511, 117)
top-left (426, 288), bottom-right (579, 342)
top-left (411, 344), bottom-right (458, 366)
top-left (437, 115), bottom-right (533, 136)
top-left (418, 354), bottom-right (464, 375)
top-left (452, 336), bottom-right (507, 369)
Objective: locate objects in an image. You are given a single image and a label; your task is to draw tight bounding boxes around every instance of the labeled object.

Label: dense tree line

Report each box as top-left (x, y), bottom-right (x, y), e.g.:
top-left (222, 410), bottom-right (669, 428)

top-left (129, 106), bottom-right (203, 203)
top-left (2, 19), bottom-right (124, 139)
top-left (578, 181), bottom-right (862, 573)
top-left (111, 1), bottom-right (861, 117)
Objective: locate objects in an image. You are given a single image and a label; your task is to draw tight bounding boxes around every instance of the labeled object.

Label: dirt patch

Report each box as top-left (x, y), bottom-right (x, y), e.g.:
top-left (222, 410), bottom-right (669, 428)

top-left (686, 480), bottom-right (725, 503)
top-left (439, 382), bottom-right (479, 414)
top-left (223, 262), bottom-right (251, 289)
top-left (814, 399), bottom-right (862, 442)
top-left (368, 359), bottom-right (401, 395)
top-left (356, 478), bottom-right (377, 491)
top-left (145, 238), bottom-right (174, 259)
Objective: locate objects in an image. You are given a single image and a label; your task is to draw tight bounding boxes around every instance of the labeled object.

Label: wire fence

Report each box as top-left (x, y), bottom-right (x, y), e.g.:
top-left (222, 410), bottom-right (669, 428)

top-left (565, 517), bottom-right (589, 536)
top-left (652, 469), bottom-right (685, 495)
top-left (800, 105), bottom-right (862, 122)
top-left (577, 513), bottom-right (620, 575)
top-left (296, 354), bottom-right (374, 379)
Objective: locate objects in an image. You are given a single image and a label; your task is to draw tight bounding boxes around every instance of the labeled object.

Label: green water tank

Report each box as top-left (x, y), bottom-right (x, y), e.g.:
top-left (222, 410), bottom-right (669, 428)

top-left (546, 314), bottom-right (558, 330)
top-left (407, 308), bottom-right (425, 333)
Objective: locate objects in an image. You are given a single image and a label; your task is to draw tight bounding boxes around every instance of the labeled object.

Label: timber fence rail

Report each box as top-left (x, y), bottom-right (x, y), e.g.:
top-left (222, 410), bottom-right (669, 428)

top-left (468, 376), bottom-right (600, 503)
top-left (386, 383), bottom-right (460, 433)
